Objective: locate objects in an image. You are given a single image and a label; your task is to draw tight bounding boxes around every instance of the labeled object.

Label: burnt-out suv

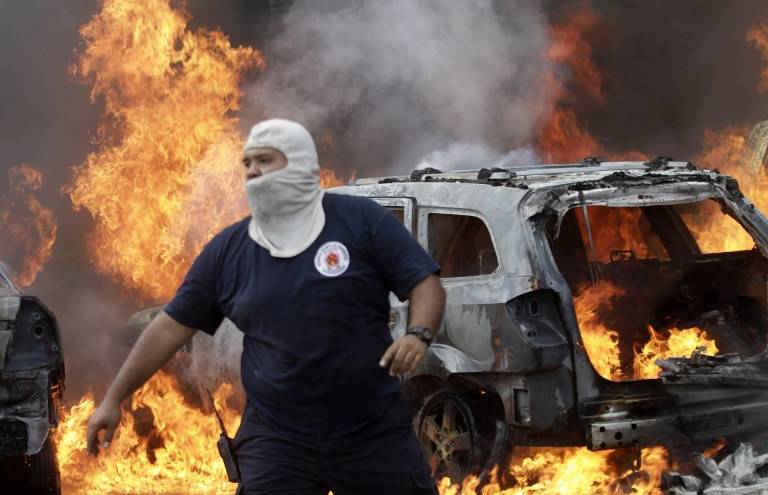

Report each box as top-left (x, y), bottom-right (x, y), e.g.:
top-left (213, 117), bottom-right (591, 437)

top-left (0, 263), bottom-right (64, 494)
top-left (333, 158), bottom-right (768, 482)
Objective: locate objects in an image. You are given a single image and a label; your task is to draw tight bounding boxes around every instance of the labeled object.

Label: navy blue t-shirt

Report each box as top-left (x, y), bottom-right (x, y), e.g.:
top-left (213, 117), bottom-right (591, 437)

top-left (165, 193), bottom-right (439, 438)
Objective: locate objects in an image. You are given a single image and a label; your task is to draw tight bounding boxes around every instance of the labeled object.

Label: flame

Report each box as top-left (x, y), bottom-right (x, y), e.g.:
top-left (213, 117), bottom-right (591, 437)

top-left (573, 281), bottom-right (624, 380)
top-left (66, 0), bottom-right (350, 303)
top-left (537, 9), bottom-right (604, 163)
top-left (633, 326), bottom-right (718, 380)
top-left (0, 164), bottom-right (57, 287)
top-left (320, 168), bottom-right (347, 188)
top-left (574, 282), bottom-right (718, 382)
top-left (538, 9), bottom-right (646, 164)
top-left (574, 206), bottom-right (671, 262)
top-left (56, 371), bottom-right (240, 495)
top-left (66, 0), bottom-right (261, 302)
top-left (436, 447), bottom-right (668, 495)
top-left (683, 127), bottom-right (761, 253)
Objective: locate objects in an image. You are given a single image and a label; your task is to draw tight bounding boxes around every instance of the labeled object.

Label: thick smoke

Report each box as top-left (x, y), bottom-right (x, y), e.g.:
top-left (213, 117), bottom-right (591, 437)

top-left (245, 0), bottom-right (552, 175)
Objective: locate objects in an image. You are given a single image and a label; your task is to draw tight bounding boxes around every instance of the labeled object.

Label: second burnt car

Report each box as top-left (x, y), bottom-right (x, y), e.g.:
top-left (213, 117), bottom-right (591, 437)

top-left (0, 263), bottom-right (65, 494)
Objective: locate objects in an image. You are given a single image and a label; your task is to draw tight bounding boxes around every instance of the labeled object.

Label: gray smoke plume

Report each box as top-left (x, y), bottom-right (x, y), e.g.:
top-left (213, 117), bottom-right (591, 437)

top-left (245, 0), bottom-right (553, 175)
top-left (415, 142), bottom-right (539, 171)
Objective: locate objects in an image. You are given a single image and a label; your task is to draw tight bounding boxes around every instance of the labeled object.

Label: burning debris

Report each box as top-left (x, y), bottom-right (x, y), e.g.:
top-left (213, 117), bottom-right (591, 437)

top-left (663, 443), bottom-right (768, 495)
top-left (657, 347), bottom-right (768, 387)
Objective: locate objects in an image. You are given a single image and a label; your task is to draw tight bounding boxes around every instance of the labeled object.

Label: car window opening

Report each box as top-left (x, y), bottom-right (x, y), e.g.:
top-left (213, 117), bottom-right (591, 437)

top-left (428, 213), bottom-right (499, 278)
top-left (546, 199), bottom-right (766, 382)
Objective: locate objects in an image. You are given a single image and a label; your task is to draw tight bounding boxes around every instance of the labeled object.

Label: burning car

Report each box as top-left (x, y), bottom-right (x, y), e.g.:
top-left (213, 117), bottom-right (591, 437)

top-left (334, 157), bottom-right (768, 483)
top-left (0, 263), bottom-right (65, 494)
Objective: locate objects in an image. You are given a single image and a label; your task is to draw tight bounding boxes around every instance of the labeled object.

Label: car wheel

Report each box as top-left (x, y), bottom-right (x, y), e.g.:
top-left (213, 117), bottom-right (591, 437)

top-left (417, 391), bottom-right (483, 484)
top-left (0, 435), bottom-right (61, 495)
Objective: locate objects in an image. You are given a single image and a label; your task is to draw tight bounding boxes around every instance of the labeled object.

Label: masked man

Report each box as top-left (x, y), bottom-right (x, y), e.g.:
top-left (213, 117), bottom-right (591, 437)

top-left (87, 119), bottom-right (446, 495)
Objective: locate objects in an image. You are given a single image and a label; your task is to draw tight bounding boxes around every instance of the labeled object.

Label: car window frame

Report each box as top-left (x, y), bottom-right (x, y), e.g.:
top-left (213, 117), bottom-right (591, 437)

top-left (371, 197), bottom-right (415, 233)
top-left (417, 206), bottom-right (501, 281)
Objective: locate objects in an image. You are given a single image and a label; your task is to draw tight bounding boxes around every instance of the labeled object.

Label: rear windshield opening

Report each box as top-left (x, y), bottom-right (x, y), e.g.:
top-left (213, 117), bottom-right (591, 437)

top-left (547, 200), bottom-right (767, 382)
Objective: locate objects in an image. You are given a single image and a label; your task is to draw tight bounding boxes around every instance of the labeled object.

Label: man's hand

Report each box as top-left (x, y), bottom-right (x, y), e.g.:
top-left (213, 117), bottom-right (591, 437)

top-left (379, 334), bottom-right (428, 376)
top-left (86, 398), bottom-right (122, 456)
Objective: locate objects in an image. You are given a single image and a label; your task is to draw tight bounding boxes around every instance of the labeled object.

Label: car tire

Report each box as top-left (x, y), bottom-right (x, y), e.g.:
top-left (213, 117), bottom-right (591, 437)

top-left (416, 390), bottom-right (486, 484)
top-left (0, 435), bottom-right (61, 495)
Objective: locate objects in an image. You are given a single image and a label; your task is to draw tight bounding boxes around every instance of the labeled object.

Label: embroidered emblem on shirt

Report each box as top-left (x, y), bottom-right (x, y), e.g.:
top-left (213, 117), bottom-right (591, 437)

top-left (315, 242), bottom-right (350, 277)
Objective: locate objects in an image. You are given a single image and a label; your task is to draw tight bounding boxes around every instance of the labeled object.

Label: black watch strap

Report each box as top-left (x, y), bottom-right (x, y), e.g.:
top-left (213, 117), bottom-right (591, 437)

top-left (406, 326), bottom-right (434, 346)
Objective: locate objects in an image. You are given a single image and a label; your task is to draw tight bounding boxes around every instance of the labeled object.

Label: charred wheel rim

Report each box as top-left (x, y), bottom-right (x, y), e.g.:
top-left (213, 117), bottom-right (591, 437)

top-left (418, 391), bottom-right (478, 483)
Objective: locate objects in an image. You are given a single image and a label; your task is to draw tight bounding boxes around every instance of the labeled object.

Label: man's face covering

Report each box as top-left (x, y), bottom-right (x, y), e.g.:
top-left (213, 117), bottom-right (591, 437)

top-left (243, 119), bottom-right (325, 258)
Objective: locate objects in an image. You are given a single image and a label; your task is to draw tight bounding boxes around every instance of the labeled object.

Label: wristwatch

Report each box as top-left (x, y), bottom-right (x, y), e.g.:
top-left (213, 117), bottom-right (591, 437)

top-left (406, 326), bottom-right (435, 346)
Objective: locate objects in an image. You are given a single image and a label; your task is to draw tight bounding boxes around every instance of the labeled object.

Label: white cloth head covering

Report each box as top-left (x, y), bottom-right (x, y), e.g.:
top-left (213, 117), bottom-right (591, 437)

top-left (243, 119), bottom-right (325, 258)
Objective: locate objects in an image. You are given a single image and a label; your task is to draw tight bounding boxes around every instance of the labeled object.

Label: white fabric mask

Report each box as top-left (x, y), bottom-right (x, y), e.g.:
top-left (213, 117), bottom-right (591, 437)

top-left (243, 119), bottom-right (325, 258)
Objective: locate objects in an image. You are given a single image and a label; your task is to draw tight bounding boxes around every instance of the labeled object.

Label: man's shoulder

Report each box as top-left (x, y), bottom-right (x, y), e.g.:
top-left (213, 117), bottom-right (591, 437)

top-left (204, 217), bottom-right (250, 255)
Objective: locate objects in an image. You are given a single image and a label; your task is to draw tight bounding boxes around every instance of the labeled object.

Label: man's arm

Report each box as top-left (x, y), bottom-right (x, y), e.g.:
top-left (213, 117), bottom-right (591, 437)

top-left (380, 274), bottom-right (446, 376)
top-left (86, 312), bottom-right (198, 455)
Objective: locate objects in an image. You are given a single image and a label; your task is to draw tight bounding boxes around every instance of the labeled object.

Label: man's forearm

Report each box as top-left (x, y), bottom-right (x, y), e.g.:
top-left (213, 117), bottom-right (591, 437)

top-left (103, 312), bottom-right (197, 405)
top-left (408, 275), bottom-right (446, 332)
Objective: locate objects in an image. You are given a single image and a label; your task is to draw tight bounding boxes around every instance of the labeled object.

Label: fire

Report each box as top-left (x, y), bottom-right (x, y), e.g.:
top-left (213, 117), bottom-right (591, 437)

top-left (573, 281), bottom-right (624, 380)
top-left (320, 168), bottom-right (347, 188)
top-left (538, 9), bottom-right (646, 164)
top-left (0, 163), bottom-right (57, 287)
top-left (66, 0), bottom-right (262, 302)
top-left (573, 282), bottom-right (718, 382)
top-left (574, 207), bottom-right (669, 262)
top-left (684, 127), bottom-right (762, 253)
top-left (538, 9), bottom-right (604, 163)
top-left (56, 371), bottom-right (240, 495)
top-left (436, 447), bottom-right (668, 495)
top-left (633, 326), bottom-right (718, 380)
top-left (66, 0), bottom-right (349, 303)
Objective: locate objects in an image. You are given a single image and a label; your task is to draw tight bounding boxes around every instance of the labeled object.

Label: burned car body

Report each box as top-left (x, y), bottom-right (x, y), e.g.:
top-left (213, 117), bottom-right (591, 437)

top-left (0, 263), bottom-right (64, 493)
top-left (333, 159), bottom-right (768, 481)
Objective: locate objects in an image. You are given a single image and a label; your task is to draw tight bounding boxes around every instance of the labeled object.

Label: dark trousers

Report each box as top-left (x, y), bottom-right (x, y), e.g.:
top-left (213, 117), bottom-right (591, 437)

top-left (233, 393), bottom-right (438, 495)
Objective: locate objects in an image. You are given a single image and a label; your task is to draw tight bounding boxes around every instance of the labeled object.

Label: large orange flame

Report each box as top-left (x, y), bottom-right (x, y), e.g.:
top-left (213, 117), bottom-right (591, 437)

top-left (436, 446), bottom-right (668, 495)
top-left (56, 372), bottom-right (240, 495)
top-left (66, 0), bottom-right (262, 302)
top-left (633, 325), bottom-right (718, 380)
top-left (0, 163), bottom-right (57, 287)
top-left (685, 126), bottom-right (763, 253)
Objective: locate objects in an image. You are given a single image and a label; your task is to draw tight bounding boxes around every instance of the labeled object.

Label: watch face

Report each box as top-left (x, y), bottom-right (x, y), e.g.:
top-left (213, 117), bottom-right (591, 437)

top-left (422, 329), bottom-right (433, 340)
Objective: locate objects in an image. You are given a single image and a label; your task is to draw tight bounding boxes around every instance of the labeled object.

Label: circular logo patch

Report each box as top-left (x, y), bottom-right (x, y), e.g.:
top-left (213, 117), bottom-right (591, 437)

top-left (314, 242), bottom-right (350, 277)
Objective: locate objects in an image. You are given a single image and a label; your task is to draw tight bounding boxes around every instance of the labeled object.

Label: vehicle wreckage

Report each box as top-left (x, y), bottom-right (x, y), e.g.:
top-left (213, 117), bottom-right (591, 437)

top-left (133, 155), bottom-right (768, 485)
top-left (0, 263), bottom-right (65, 494)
